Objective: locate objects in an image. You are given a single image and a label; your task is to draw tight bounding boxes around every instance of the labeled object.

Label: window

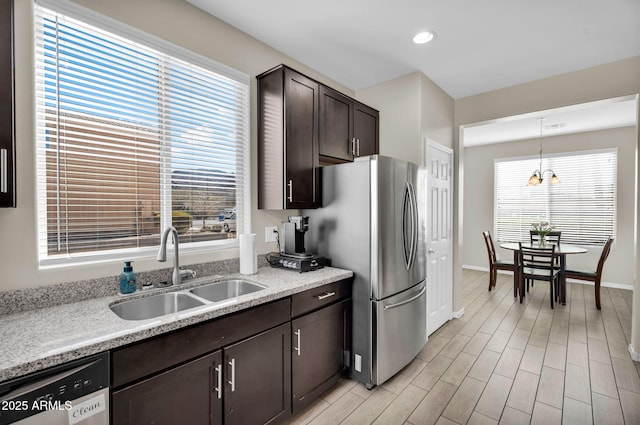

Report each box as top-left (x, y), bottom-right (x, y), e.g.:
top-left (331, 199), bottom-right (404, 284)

top-left (494, 148), bottom-right (616, 246)
top-left (35, 2), bottom-right (250, 266)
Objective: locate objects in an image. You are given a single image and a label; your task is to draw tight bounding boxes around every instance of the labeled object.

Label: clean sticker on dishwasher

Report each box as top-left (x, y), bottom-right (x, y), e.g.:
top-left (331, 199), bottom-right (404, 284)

top-left (68, 393), bottom-right (106, 425)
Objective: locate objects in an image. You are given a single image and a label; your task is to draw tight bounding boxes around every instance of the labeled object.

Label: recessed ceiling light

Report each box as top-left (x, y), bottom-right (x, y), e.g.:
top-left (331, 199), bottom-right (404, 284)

top-left (413, 31), bottom-right (436, 45)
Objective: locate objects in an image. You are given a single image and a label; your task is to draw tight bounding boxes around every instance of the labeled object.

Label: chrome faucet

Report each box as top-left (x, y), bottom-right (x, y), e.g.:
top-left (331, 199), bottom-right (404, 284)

top-left (157, 226), bottom-right (196, 285)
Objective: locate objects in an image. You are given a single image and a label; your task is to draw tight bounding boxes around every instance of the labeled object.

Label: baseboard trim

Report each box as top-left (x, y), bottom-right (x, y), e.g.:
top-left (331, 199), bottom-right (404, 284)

top-left (629, 344), bottom-right (640, 362)
top-left (463, 264), bottom-right (489, 272)
top-left (462, 265), bottom-right (632, 291)
top-left (463, 265), bottom-right (513, 275)
top-left (565, 279), bottom-right (634, 291)
top-left (452, 308), bottom-right (464, 319)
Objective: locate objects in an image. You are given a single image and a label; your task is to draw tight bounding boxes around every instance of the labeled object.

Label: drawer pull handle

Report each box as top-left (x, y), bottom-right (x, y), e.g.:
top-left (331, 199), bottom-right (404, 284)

top-left (214, 364), bottom-right (222, 399)
top-left (228, 358), bottom-right (236, 392)
top-left (294, 329), bottom-right (302, 356)
top-left (384, 287), bottom-right (426, 310)
top-left (316, 291), bottom-right (336, 300)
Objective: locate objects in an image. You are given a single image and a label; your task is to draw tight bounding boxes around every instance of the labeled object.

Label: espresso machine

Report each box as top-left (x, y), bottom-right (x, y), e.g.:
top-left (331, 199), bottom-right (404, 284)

top-left (269, 216), bottom-right (325, 272)
top-left (282, 216), bottom-right (311, 257)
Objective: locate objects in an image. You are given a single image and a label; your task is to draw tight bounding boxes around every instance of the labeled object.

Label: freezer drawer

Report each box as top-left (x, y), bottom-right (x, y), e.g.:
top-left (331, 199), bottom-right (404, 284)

top-left (372, 281), bottom-right (427, 386)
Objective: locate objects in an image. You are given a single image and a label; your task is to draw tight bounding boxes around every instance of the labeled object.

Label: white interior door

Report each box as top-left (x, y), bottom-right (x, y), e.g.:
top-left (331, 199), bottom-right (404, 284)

top-left (425, 141), bottom-right (453, 335)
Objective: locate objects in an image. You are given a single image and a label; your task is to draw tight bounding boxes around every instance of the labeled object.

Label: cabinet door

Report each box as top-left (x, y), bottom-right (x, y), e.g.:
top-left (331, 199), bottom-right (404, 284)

top-left (284, 69), bottom-right (320, 209)
top-left (292, 299), bottom-right (350, 413)
top-left (353, 102), bottom-right (379, 157)
top-left (319, 86), bottom-right (353, 163)
top-left (224, 323), bottom-right (291, 425)
top-left (0, 0), bottom-right (15, 208)
top-left (112, 351), bottom-right (222, 425)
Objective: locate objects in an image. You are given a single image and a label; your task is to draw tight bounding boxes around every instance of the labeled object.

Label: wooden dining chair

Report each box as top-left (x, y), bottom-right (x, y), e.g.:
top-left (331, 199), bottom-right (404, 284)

top-left (519, 243), bottom-right (560, 309)
top-left (529, 230), bottom-right (562, 245)
top-left (526, 230), bottom-right (562, 290)
top-left (565, 237), bottom-right (614, 310)
top-left (482, 231), bottom-right (515, 292)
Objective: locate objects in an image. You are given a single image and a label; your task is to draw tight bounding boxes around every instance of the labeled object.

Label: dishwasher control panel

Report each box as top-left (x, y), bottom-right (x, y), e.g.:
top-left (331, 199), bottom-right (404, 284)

top-left (0, 352), bottom-right (109, 425)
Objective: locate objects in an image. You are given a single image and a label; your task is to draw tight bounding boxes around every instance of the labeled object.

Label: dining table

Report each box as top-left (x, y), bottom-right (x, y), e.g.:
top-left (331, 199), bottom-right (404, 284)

top-left (499, 242), bottom-right (588, 305)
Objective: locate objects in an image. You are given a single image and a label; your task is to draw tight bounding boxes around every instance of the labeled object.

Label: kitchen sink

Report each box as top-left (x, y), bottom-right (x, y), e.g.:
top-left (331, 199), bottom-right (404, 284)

top-left (110, 292), bottom-right (205, 320)
top-left (189, 279), bottom-right (266, 302)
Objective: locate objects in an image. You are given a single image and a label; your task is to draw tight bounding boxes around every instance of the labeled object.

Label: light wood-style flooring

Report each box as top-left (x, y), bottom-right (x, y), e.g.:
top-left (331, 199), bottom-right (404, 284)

top-left (285, 269), bottom-right (639, 425)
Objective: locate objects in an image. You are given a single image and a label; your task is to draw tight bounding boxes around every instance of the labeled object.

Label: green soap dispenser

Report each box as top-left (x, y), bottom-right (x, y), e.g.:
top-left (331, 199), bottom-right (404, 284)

top-left (120, 261), bottom-right (137, 294)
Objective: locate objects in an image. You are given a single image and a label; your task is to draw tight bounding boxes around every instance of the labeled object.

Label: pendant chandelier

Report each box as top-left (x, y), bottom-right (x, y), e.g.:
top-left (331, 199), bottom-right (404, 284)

top-left (527, 117), bottom-right (560, 186)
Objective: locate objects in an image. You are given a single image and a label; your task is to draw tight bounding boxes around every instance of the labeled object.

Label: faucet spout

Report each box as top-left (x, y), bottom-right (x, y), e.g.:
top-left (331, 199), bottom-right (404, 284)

top-left (157, 226), bottom-right (182, 285)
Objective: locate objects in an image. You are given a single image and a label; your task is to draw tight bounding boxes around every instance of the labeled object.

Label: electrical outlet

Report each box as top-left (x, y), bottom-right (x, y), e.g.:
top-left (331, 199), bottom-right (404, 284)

top-left (265, 226), bottom-right (278, 243)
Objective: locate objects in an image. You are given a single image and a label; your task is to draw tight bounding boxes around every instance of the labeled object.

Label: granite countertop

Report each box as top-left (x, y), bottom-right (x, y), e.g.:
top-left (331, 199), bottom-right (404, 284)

top-left (0, 266), bottom-right (352, 383)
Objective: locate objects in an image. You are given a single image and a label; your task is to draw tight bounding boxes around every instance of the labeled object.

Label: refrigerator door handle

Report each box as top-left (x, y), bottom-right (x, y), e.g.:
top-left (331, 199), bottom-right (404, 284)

top-left (405, 182), bottom-right (418, 270)
top-left (410, 181), bottom-right (419, 268)
top-left (383, 286), bottom-right (426, 310)
top-left (402, 183), bottom-right (411, 269)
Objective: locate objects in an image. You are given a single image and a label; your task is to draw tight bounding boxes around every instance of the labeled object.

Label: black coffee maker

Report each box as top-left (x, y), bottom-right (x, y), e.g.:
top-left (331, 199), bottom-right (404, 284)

top-left (281, 216), bottom-right (312, 258)
top-left (268, 216), bottom-right (325, 272)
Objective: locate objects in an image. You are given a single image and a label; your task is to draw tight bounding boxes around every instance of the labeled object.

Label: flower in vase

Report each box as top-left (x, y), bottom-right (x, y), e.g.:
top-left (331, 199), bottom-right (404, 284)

top-left (531, 221), bottom-right (555, 245)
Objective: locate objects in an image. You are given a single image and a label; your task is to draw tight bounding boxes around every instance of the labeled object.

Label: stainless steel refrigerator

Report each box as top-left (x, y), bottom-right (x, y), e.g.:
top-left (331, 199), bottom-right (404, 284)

top-left (304, 155), bottom-right (427, 388)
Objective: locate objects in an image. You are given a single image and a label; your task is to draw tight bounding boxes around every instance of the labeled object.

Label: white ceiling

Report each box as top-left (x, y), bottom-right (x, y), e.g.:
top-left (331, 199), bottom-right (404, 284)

top-left (463, 96), bottom-right (638, 147)
top-left (186, 0), bottom-right (640, 99)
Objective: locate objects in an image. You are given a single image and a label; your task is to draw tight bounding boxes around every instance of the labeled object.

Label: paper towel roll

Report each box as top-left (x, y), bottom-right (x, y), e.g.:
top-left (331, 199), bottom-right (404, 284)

top-left (239, 233), bottom-right (257, 275)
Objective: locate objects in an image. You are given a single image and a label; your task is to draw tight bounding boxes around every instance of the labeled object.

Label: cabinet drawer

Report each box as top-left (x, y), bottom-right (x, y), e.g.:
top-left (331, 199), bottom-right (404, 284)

top-left (291, 278), bottom-right (352, 318)
top-left (112, 298), bottom-right (291, 388)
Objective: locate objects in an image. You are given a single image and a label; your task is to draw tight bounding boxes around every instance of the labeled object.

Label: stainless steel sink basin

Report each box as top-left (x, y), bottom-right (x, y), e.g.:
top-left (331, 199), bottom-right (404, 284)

top-left (190, 279), bottom-right (265, 302)
top-left (111, 292), bottom-right (205, 320)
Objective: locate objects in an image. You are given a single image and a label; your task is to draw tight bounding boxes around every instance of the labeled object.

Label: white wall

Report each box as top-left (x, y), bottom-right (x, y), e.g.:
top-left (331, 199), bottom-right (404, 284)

top-left (420, 73), bottom-right (455, 151)
top-left (464, 126), bottom-right (636, 286)
top-left (355, 72), bottom-right (422, 162)
top-left (356, 71), bottom-right (454, 162)
top-left (0, 0), bottom-right (356, 290)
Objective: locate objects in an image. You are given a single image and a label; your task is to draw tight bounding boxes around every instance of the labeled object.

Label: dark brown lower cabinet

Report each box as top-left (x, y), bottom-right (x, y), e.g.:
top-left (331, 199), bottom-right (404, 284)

top-left (224, 323), bottom-right (291, 425)
top-left (110, 281), bottom-right (351, 424)
top-left (112, 351), bottom-right (223, 425)
top-left (292, 299), bottom-right (350, 413)
top-left (112, 324), bottom-right (292, 425)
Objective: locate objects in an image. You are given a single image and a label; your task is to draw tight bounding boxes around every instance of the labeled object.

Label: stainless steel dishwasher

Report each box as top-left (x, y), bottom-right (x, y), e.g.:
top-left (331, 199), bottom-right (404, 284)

top-left (0, 352), bottom-right (109, 425)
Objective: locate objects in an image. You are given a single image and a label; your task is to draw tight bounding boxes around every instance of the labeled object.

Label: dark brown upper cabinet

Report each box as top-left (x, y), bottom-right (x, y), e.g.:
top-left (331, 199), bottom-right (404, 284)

top-left (0, 0), bottom-right (15, 208)
top-left (318, 86), bottom-right (352, 163)
top-left (258, 65), bottom-right (320, 209)
top-left (319, 86), bottom-right (379, 164)
top-left (258, 64), bottom-right (379, 210)
top-left (353, 102), bottom-right (379, 157)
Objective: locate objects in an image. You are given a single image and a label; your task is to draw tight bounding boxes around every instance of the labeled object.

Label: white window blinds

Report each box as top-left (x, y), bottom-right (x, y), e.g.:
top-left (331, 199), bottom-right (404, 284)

top-left (35, 3), bottom-right (250, 265)
top-left (494, 148), bottom-right (616, 246)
